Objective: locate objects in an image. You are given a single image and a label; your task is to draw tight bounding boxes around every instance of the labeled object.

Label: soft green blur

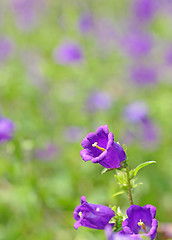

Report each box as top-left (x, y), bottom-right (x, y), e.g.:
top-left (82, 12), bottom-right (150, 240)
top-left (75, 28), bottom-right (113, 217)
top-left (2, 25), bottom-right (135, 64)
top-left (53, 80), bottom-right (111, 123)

top-left (0, 0), bottom-right (172, 240)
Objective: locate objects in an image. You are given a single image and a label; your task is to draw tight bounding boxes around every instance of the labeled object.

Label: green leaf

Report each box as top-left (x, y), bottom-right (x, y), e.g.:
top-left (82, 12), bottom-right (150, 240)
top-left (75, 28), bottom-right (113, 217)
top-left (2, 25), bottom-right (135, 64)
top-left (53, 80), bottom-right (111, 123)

top-left (112, 191), bottom-right (125, 197)
top-left (130, 161), bottom-right (156, 179)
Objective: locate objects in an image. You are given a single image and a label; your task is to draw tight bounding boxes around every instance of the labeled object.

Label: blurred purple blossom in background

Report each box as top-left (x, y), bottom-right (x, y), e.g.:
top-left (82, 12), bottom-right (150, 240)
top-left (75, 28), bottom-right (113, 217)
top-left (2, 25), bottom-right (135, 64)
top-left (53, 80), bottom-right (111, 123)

top-left (35, 143), bottom-right (59, 161)
top-left (132, 0), bottom-right (157, 23)
top-left (85, 91), bottom-right (113, 113)
top-left (122, 31), bottom-right (153, 58)
top-left (140, 117), bottom-right (160, 148)
top-left (165, 45), bottom-right (172, 65)
top-left (53, 41), bottom-right (83, 65)
top-left (0, 117), bottom-right (14, 143)
top-left (12, 0), bottom-right (45, 31)
top-left (130, 65), bottom-right (158, 85)
top-left (123, 102), bottom-right (160, 148)
top-left (123, 101), bottom-right (148, 123)
top-left (0, 36), bottom-right (14, 63)
top-left (63, 126), bottom-right (85, 143)
top-left (78, 12), bottom-right (95, 34)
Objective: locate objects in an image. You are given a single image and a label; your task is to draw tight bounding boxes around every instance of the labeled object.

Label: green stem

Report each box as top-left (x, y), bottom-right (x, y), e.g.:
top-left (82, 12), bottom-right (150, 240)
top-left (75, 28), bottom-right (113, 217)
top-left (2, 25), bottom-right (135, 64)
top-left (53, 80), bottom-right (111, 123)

top-left (126, 167), bottom-right (134, 205)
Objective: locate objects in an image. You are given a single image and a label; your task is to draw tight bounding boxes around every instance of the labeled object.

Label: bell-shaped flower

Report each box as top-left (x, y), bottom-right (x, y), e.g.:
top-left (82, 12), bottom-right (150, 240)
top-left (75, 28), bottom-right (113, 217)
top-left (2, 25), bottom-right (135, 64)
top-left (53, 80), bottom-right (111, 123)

top-left (73, 196), bottom-right (115, 230)
top-left (121, 205), bottom-right (158, 240)
top-left (80, 125), bottom-right (126, 169)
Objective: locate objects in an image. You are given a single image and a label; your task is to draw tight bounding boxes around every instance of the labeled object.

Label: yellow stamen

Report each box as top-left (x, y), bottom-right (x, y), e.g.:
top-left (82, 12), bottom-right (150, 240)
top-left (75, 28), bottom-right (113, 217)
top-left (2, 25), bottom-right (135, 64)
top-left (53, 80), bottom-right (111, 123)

top-left (79, 212), bottom-right (82, 217)
top-left (92, 142), bottom-right (106, 151)
top-left (138, 219), bottom-right (146, 230)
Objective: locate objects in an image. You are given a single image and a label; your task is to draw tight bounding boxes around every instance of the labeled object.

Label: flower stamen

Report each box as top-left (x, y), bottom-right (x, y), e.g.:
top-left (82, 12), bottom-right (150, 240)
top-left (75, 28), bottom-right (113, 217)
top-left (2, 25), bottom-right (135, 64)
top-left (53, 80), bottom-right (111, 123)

top-left (92, 142), bottom-right (106, 152)
top-left (79, 212), bottom-right (82, 217)
top-left (138, 219), bottom-right (146, 231)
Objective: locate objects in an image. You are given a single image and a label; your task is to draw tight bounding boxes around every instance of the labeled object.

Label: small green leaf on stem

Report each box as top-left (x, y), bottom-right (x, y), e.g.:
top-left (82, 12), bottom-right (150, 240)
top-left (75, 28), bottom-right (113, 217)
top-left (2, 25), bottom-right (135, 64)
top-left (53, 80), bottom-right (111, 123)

top-left (130, 161), bottom-right (156, 179)
top-left (112, 191), bottom-right (125, 197)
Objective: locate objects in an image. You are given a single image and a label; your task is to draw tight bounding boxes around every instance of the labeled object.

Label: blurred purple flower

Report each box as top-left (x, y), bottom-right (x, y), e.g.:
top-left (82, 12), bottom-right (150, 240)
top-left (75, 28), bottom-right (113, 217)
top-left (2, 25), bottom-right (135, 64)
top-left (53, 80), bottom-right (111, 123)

top-left (35, 143), bottom-right (59, 161)
top-left (53, 41), bottom-right (83, 65)
top-left (123, 102), bottom-right (160, 148)
top-left (78, 13), bottom-right (95, 34)
top-left (165, 46), bottom-right (172, 65)
top-left (130, 65), bottom-right (158, 85)
top-left (80, 125), bottom-right (126, 169)
top-left (64, 126), bottom-right (85, 143)
top-left (132, 0), bottom-right (157, 23)
top-left (140, 117), bottom-right (160, 148)
top-left (121, 204), bottom-right (158, 240)
top-left (0, 117), bottom-right (14, 143)
top-left (122, 31), bottom-right (153, 58)
top-left (85, 91), bottom-right (113, 113)
top-left (0, 36), bottom-right (13, 63)
top-left (12, 0), bottom-right (45, 31)
top-left (120, 131), bottom-right (136, 146)
top-left (123, 101), bottom-right (148, 123)
top-left (73, 196), bottom-right (115, 230)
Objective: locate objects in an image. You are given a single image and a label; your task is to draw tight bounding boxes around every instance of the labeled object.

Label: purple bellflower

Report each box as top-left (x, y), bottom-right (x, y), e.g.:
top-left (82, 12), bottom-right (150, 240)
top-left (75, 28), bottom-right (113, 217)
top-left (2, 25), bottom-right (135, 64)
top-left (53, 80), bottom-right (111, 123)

top-left (121, 205), bottom-right (158, 240)
top-left (53, 41), bottom-right (83, 65)
top-left (0, 117), bottom-right (14, 143)
top-left (73, 196), bottom-right (115, 230)
top-left (80, 125), bottom-right (126, 169)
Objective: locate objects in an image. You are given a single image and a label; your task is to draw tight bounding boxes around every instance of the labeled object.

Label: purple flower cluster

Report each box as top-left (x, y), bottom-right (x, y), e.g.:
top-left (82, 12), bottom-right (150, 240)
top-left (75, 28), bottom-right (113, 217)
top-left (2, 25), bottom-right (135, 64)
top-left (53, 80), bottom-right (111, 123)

top-left (80, 125), bottom-right (126, 169)
top-left (73, 125), bottom-right (158, 240)
top-left (74, 200), bottom-right (158, 239)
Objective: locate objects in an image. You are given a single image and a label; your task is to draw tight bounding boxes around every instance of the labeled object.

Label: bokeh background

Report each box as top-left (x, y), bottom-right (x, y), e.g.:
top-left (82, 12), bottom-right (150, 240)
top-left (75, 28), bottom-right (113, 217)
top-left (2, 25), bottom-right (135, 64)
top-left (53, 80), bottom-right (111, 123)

top-left (0, 0), bottom-right (172, 239)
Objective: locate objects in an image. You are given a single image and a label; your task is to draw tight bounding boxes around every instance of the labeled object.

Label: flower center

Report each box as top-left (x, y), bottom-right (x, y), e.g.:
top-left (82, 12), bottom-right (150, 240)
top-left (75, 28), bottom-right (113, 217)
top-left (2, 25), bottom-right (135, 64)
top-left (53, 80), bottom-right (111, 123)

top-left (138, 219), bottom-right (146, 232)
top-left (92, 142), bottom-right (106, 151)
